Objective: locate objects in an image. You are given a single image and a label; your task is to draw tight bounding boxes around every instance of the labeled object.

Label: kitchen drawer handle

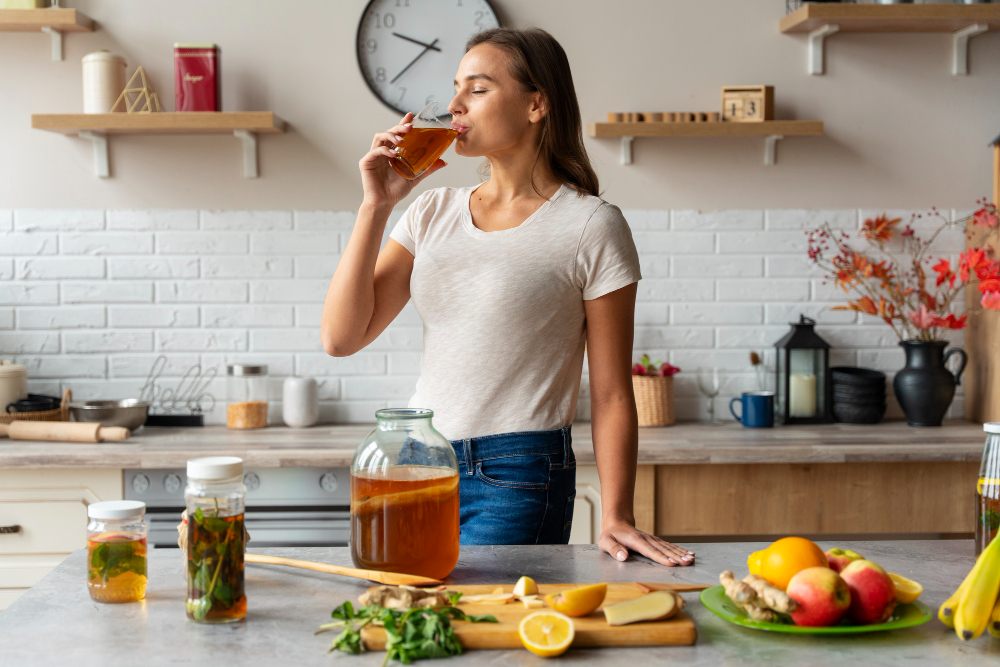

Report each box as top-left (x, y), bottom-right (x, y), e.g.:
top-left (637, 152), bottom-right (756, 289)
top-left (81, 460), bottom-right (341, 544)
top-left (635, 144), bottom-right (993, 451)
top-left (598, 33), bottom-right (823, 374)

top-left (0, 524), bottom-right (22, 534)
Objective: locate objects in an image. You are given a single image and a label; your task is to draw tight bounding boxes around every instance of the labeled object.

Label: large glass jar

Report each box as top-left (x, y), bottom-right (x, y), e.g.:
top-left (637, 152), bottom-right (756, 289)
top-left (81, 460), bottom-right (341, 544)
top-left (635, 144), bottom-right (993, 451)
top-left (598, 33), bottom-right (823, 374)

top-left (976, 423), bottom-right (1000, 555)
top-left (86, 500), bottom-right (147, 603)
top-left (185, 456), bottom-right (247, 623)
top-left (226, 364), bottom-right (268, 429)
top-left (351, 408), bottom-right (460, 580)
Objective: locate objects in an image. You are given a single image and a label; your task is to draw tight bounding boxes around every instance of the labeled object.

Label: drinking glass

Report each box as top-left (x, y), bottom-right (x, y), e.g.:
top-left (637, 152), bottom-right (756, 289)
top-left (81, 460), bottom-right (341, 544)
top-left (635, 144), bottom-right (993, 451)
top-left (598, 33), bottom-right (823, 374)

top-left (697, 367), bottom-right (722, 424)
top-left (390, 102), bottom-right (457, 180)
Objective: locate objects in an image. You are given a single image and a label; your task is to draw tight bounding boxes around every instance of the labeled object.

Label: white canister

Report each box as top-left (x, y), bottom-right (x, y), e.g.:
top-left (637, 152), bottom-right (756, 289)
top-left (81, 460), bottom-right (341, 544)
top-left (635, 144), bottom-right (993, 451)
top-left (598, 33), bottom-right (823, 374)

top-left (82, 50), bottom-right (127, 113)
top-left (282, 377), bottom-right (318, 428)
top-left (0, 360), bottom-right (28, 414)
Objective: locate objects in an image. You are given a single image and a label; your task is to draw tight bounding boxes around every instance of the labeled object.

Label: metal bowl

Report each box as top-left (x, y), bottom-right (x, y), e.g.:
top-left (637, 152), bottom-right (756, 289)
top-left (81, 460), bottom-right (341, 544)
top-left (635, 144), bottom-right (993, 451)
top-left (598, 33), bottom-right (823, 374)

top-left (69, 399), bottom-right (150, 430)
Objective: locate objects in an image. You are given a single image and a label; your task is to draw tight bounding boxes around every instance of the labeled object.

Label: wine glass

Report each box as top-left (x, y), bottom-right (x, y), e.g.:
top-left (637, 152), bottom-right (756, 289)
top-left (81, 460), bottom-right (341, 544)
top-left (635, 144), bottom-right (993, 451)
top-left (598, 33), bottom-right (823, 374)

top-left (696, 366), bottom-right (721, 424)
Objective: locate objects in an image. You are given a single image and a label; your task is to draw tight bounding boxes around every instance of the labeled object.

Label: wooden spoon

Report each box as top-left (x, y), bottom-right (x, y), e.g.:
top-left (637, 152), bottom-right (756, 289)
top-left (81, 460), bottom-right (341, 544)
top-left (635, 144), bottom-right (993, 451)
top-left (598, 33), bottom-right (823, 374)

top-left (245, 553), bottom-right (442, 587)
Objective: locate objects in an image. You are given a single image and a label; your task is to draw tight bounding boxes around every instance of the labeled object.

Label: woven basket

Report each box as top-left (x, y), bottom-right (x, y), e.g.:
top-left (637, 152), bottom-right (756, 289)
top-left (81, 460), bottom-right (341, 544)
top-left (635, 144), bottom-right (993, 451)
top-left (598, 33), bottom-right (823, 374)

top-left (0, 388), bottom-right (71, 425)
top-left (632, 375), bottom-right (675, 427)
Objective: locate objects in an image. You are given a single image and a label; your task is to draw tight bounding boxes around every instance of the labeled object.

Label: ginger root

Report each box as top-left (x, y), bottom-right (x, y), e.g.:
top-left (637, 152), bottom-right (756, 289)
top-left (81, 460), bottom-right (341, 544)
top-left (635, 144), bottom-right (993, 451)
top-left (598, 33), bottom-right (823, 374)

top-left (719, 570), bottom-right (779, 622)
top-left (359, 585), bottom-right (452, 610)
top-left (742, 574), bottom-right (797, 614)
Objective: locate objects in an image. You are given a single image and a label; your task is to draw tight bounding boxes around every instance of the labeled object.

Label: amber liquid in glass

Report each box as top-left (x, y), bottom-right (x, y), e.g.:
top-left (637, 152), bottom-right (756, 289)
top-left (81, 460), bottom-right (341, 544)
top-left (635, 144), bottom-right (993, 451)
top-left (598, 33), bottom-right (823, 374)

top-left (390, 127), bottom-right (458, 180)
top-left (87, 532), bottom-right (147, 603)
top-left (186, 512), bottom-right (246, 623)
top-left (351, 466), bottom-right (460, 580)
top-left (976, 476), bottom-right (1000, 555)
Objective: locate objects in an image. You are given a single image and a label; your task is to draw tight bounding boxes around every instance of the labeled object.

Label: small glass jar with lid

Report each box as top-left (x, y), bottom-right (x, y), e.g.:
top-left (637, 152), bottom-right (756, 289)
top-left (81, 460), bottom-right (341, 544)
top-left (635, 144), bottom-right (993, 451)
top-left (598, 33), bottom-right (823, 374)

top-left (976, 422), bottom-right (1000, 555)
top-left (226, 363), bottom-right (268, 429)
top-left (86, 500), bottom-right (148, 603)
top-left (185, 456), bottom-right (247, 623)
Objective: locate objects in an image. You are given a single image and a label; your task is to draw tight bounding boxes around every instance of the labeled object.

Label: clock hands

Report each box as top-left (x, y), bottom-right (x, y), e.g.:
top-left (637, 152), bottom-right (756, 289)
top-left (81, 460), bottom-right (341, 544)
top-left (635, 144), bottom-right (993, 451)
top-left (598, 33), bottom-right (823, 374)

top-left (392, 32), bottom-right (442, 53)
top-left (390, 37), bottom-right (439, 85)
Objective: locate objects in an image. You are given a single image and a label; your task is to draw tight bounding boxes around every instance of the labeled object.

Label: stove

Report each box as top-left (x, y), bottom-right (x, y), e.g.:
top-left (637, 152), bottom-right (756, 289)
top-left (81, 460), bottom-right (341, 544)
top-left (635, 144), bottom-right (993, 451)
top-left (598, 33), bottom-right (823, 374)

top-left (124, 467), bottom-right (351, 548)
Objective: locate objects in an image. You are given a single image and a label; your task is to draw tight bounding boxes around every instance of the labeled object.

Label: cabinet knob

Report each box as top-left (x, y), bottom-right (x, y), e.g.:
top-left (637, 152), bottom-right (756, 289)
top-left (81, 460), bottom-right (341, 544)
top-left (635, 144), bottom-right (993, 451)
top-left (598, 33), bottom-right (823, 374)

top-left (0, 524), bottom-right (22, 534)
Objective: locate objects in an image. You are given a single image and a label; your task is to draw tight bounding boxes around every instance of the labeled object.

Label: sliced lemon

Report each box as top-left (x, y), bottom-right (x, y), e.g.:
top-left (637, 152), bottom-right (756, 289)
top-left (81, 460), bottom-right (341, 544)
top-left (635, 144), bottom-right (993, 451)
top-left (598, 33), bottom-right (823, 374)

top-left (513, 575), bottom-right (539, 597)
top-left (888, 572), bottom-right (923, 604)
top-left (544, 583), bottom-right (607, 617)
top-left (518, 610), bottom-right (575, 658)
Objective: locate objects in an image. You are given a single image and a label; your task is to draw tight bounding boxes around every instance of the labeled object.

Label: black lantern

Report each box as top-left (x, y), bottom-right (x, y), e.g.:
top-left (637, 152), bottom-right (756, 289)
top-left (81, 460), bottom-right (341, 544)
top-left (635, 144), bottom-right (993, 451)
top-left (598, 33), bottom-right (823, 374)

top-left (774, 315), bottom-right (832, 424)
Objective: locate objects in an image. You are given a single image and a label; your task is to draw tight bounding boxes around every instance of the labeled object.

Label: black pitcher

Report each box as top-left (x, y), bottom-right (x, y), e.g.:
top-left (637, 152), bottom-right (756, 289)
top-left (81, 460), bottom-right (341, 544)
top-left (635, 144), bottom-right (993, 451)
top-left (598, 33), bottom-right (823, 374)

top-left (893, 340), bottom-right (967, 427)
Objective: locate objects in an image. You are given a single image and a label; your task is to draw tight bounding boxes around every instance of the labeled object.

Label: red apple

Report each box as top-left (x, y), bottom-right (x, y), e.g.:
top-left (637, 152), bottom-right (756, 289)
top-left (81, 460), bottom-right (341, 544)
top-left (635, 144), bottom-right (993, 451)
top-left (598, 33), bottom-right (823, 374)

top-left (786, 566), bottom-right (851, 627)
top-left (631, 363), bottom-right (647, 376)
top-left (824, 547), bottom-right (863, 573)
top-left (840, 559), bottom-right (897, 624)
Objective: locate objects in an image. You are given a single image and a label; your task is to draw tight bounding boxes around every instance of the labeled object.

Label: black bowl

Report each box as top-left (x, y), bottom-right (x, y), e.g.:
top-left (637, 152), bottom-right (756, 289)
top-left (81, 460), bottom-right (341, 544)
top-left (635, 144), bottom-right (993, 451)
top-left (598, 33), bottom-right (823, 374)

top-left (833, 402), bottom-right (886, 424)
top-left (831, 366), bottom-right (887, 388)
top-left (833, 387), bottom-right (886, 402)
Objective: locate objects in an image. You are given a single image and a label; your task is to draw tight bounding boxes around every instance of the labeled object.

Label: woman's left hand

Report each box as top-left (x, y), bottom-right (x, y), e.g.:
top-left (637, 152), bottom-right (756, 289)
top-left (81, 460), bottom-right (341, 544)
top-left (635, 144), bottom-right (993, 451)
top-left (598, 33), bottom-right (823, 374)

top-left (599, 519), bottom-right (695, 567)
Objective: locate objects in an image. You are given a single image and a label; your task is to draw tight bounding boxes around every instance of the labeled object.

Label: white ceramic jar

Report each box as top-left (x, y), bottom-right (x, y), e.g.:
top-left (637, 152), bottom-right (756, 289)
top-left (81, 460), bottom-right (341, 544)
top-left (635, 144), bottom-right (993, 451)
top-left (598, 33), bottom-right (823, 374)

top-left (82, 50), bottom-right (126, 113)
top-left (0, 360), bottom-right (27, 414)
top-left (282, 377), bottom-right (318, 428)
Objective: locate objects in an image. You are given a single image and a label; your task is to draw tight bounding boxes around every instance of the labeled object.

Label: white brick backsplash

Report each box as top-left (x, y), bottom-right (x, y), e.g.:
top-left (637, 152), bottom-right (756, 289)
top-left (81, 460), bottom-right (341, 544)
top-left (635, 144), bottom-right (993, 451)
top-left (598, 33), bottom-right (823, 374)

top-left (203, 256), bottom-right (293, 278)
top-left (672, 256), bottom-right (761, 278)
top-left (0, 282), bottom-right (58, 305)
top-left (621, 209), bottom-right (670, 230)
top-left (294, 210), bottom-right (357, 232)
top-left (201, 210), bottom-right (293, 231)
top-left (250, 279), bottom-right (327, 303)
top-left (366, 326), bottom-right (422, 350)
top-left (673, 303), bottom-right (763, 325)
top-left (15, 210), bottom-right (104, 232)
top-left (110, 354), bottom-right (201, 377)
top-left (64, 331), bottom-right (152, 353)
top-left (672, 210), bottom-right (763, 231)
top-left (16, 257), bottom-right (104, 279)
top-left (387, 352), bottom-right (421, 375)
top-left (251, 232), bottom-right (339, 255)
top-left (19, 355), bottom-right (105, 378)
top-left (108, 210), bottom-right (199, 231)
top-left (297, 352), bottom-right (386, 376)
top-left (765, 255), bottom-right (821, 278)
top-left (0, 332), bottom-right (59, 353)
top-left (342, 376), bottom-right (417, 400)
top-left (63, 281), bottom-right (152, 303)
top-left (0, 210), bottom-right (11, 231)
top-left (719, 231), bottom-right (805, 254)
top-left (821, 326), bottom-right (900, 348)
top-left (321, 401), bottom-right (387, 423)
top-left (202, 353), bottom-right (295, 378)
top-left (62, 380), bottom-right (147, 400)
top-left (156, 330), bottom-right (247, 352)
top-left (295, 304), bottom-right (322, 327)
top-left (110, 258), bottom-right (199, 279)
top-left (203, 305), bottom-right (293, 328)
top-left (2, 232), bottom-right (58, 255)
top-left (295, 255), bottom-right (341, 278)
top-left (716, 327), bottom-right (788, 348)
top-left (857, 349), bottom-right (906, 372)
top-left (812, 279), bottom-right (850, 301)
top-left (766, 210), bottom-right (857, 231)
top-left (632, 231), bottom-right (713, 254)
top-left (17, 306), bottom-right (106, 329)
top-left (252, 329), bottom-right (323, 352)
top-left (717, 279), bottom-right (810, 302)
top-left (637, 279), bottom-right (714, 302)
top-left (158, 232), bottom-right (247, 255)
top-left (0, 259), bottom-right (10, 280)
top-left (110, 305), bottom-right (199, 328)
top-left (765, 303), bottom-right (857, 325)
top-left (634, 303), bottom-right (670, 325)
top-left (634, 326), bottom-right (714, 349)
top-left (638, 256), bottom-right (670, 278)
top-left (394, 304), bottom-right (422, 326)
top-left (157, 281), bottom-right (248, 303)
top-left (60, 233), bottom-right (154, 255)
top-left (0, 308), bottom-right (12, 328)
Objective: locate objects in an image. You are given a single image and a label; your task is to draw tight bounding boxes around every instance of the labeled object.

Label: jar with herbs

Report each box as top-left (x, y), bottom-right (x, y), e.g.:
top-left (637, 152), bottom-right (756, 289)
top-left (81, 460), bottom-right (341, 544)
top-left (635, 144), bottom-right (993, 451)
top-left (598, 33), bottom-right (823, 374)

top-left (87, 500), bottom-right (148, 603)
top-left (185, 456), bottom-right (247, 623)
top-left (977, 423), bottom-right (1000, 555)
top-left (226, 364), bottom-right (268, 429)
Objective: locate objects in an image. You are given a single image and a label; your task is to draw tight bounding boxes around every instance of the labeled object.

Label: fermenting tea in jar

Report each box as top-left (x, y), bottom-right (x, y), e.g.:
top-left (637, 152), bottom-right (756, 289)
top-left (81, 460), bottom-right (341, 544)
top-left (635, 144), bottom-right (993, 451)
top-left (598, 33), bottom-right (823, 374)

top-left (351, 409), bottom-right (459, 581)
top-left (390, 102), bottom-right (457, 181)
top-left (977, 423), bottom-right (1000, 555)
top-left (87, 500), bottom-right (147, 603)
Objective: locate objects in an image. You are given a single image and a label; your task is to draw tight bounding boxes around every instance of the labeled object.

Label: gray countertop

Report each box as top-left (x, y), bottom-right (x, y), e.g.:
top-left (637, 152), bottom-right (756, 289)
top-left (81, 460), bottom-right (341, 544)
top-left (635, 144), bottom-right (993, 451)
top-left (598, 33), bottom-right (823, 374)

top-left (0, 420), bottom-right (984, 469)
top-left (0, 540), bottom-right (996, 665)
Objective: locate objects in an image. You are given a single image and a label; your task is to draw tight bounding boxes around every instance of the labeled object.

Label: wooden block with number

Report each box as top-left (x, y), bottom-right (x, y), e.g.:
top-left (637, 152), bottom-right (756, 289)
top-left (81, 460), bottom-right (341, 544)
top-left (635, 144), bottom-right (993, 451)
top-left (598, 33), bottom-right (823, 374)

top-left (721, 85), bottom-right (773, 122)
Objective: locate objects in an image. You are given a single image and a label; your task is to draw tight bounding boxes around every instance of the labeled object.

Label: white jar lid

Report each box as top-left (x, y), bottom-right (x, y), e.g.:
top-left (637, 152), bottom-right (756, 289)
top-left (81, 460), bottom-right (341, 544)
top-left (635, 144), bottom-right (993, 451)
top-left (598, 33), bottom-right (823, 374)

top-left (88, 500), bottom-right (145, 520)
top-left (82, 50), bottom-right (125, 64)
top-left (984, 423), bottom-right (1000, 434)
top-left (0, 360), bottom-right (26, 378)
top-left (187, 456), bottom-right (243, 480)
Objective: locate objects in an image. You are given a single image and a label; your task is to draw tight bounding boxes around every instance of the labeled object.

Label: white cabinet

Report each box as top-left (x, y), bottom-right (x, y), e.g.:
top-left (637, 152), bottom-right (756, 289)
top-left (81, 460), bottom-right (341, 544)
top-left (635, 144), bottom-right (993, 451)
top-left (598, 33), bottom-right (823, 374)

top-left (0, 468), bottom-right (121, 609)
top-left (570, 465), bottom-right (601, 545)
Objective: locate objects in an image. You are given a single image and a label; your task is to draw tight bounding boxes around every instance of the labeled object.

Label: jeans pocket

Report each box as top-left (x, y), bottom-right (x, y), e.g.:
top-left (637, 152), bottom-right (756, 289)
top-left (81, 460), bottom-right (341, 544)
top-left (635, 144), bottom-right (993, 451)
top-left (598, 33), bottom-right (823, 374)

top-left (475, 455), bottom-right (550, 490)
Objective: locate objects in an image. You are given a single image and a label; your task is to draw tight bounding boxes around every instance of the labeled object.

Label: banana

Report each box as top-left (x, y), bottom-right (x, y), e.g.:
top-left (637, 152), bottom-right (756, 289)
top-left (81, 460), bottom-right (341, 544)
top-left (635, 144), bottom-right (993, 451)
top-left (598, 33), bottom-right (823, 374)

top-left (937, 575), bottom-right (970, 629)
top-left (954, 535), bottom-right (1000, 641)
top-left (988, 594), bottom-right (1000, 639)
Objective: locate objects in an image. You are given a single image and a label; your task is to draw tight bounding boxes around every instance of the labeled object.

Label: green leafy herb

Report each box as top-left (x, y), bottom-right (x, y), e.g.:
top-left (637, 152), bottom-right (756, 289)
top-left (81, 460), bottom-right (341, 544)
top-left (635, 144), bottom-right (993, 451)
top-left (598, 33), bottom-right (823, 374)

top-left (316, 602), bottom-right (497, 665)
top-left (186, 508), bottom-right (244, 621)
top-left (88, 539), bottom-right (146, 584)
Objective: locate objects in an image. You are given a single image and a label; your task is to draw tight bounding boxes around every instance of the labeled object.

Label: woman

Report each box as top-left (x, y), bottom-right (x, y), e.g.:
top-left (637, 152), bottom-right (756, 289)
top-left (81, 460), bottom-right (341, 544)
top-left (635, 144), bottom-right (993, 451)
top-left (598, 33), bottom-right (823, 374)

top-left (322, 28), bottom-right (694, 567)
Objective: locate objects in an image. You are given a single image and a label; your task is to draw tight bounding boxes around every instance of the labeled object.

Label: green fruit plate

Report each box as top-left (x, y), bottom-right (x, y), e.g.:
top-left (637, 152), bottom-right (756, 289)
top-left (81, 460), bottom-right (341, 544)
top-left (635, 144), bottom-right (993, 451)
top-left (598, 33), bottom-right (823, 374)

top-left (700, 585), bottom-right (932, 635)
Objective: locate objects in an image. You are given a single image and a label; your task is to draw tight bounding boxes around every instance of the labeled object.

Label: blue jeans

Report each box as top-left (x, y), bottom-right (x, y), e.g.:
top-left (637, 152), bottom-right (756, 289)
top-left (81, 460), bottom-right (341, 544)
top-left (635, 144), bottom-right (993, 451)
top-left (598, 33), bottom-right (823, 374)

top-left (450, 426), bottom-right (576, 545)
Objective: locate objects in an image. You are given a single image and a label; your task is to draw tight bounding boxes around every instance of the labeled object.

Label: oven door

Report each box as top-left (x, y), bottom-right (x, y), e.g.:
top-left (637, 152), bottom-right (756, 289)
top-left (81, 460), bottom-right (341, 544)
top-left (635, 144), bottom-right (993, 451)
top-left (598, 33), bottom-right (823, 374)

top-left (147, 507), bottom-right (351, 548)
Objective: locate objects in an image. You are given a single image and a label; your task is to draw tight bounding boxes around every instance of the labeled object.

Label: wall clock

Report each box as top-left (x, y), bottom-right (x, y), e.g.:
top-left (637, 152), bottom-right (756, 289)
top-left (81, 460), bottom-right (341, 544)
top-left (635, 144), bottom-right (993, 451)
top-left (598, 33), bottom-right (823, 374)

top-left (357, 0), bottom-right (501, 117)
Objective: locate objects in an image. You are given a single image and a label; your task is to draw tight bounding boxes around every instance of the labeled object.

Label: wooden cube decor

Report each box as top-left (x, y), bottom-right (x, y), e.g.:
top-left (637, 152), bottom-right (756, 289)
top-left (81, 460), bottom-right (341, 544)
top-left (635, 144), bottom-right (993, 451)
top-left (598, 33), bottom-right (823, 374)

top-left (721, 85), bottom-right (773, 122)
top-left (606, 111), bottom-right (721, 124)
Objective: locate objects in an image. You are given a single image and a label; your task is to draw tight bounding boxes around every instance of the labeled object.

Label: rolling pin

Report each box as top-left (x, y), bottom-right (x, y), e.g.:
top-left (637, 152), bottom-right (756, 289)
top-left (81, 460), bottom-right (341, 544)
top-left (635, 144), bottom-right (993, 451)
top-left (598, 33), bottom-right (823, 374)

top-left (0, 420), bottom-right (129, 442)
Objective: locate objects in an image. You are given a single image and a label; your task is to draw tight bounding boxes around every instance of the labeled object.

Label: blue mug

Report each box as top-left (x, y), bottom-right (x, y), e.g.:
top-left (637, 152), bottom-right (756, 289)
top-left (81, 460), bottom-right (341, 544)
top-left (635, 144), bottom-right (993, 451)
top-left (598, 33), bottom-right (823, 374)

top-left (729, 391), bottom-right (775, 428)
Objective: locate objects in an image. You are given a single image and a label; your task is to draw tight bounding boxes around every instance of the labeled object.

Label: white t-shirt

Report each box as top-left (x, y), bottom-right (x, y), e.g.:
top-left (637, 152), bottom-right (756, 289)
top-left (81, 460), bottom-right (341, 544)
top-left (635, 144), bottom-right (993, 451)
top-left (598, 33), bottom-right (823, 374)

top-left (388, 183), bottom-right (641, 441)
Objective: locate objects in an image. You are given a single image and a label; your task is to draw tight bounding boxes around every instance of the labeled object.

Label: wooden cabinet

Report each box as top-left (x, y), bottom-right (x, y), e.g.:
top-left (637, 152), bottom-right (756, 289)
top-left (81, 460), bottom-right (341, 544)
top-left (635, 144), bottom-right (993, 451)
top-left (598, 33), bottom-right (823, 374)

top-left (0, 468), bottom-right (121, 609)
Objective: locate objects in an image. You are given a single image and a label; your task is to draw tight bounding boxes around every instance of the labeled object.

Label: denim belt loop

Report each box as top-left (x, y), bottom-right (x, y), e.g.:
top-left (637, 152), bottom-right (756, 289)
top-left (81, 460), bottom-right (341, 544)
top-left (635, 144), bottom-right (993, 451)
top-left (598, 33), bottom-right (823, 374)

top-left (561, 425), bottom-right (571, 464)
top-left (462, 438), bottom-right (474, 475)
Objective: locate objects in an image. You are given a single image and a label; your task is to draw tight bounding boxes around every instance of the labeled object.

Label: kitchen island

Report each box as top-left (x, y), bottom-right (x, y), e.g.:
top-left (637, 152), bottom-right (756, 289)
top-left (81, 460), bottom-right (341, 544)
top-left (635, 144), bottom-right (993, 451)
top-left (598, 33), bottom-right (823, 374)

top-left (0, 540), bottom-right (995, 666)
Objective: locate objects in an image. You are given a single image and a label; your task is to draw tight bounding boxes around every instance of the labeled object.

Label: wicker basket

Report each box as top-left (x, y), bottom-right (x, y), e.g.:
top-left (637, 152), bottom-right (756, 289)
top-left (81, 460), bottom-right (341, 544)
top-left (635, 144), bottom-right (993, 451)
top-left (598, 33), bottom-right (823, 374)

top-left (632, 375), bottom-right (675, 427)
top-left (0, 388), bottom-right (71, 425)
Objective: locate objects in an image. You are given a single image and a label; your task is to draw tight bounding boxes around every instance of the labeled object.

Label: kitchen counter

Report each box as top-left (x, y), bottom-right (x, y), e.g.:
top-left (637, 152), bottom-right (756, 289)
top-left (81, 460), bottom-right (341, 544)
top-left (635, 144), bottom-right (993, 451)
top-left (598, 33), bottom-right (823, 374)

top-left (0, 420), bottom-right (983, 468)
top-left (0, 540), bottom-right (996, 666)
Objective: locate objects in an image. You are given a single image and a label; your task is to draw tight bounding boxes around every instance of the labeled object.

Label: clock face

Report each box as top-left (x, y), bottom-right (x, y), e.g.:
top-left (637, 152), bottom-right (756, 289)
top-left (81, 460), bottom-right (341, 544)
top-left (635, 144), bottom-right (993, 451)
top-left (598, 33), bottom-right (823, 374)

top-left (357, 0), bottom-right (501, 117)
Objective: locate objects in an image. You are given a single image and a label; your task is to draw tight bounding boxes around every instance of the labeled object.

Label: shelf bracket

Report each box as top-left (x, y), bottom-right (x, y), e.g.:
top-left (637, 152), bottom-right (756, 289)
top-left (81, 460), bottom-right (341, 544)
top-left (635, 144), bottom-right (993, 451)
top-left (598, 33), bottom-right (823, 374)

top-left (952, 23), bottom-right (987, 76)
top-left (764, 135), bottom-right (783, 167)
top-left (234, 129), bottom-right (259, 178)
top-left (619, 136), bottom-right (634, 166)
top-left (78, 131), bottom-right (109, 178)
top-left (39, 26), bottom-right (63, 61)
top-left (807, 23), bottom-right (839, 75)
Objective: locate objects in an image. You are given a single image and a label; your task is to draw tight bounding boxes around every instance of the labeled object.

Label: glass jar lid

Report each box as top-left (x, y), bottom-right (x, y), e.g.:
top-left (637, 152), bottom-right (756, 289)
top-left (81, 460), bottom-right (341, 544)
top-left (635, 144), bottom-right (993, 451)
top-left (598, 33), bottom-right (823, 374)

top-left (187, 456), bottom-right (244, 480)
top-left (376, 408), bottom-right (434, 420)
top-left (984, 423), bottom-right (1000, 434)
top-left (227, 364), bottom-right (267, 376)
top-left (88, 500), bottom-right (146, 520)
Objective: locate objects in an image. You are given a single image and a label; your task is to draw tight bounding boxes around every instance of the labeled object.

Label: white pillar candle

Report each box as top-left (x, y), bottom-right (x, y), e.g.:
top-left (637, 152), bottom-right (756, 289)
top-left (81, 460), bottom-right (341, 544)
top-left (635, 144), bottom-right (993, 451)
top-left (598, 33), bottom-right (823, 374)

top-left (789, 373), bottom-right (817, 418)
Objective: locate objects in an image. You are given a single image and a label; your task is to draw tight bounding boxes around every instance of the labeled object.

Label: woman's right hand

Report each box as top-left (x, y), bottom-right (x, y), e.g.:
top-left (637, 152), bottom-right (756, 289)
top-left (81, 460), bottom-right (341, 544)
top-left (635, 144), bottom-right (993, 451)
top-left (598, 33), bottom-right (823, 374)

top-left (359, 113), bottom-right (447, 210)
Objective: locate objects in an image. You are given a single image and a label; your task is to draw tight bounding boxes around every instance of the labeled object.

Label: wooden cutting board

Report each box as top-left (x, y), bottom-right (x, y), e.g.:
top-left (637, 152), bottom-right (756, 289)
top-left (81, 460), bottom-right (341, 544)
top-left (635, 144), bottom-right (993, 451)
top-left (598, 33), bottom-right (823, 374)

top-left (361, 582), bottom-right (701, 649)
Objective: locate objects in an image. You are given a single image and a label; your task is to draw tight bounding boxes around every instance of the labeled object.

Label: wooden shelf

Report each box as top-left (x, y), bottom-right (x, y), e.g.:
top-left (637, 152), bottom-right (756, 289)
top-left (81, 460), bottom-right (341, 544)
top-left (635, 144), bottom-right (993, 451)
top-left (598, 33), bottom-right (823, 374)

top-left (587, 120), bottom-right (824, 166)
top-left (780, 3), bottom-right (1000, 75)
top-left (31, 112), bottom-right (285, 179)
top-left (0, 8), bottom-right (94, 60)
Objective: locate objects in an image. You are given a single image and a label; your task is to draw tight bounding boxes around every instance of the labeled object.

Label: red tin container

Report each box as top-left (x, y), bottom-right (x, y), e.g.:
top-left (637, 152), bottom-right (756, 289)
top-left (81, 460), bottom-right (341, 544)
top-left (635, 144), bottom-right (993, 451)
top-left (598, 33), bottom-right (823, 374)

top-left (174, 43), bottom-right (220, 112)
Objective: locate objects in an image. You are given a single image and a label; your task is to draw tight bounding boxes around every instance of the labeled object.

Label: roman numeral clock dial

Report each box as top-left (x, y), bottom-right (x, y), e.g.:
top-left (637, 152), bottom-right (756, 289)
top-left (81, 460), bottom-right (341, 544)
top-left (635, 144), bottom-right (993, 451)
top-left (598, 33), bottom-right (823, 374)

top-left (357, 0), bottom-right (501, 117)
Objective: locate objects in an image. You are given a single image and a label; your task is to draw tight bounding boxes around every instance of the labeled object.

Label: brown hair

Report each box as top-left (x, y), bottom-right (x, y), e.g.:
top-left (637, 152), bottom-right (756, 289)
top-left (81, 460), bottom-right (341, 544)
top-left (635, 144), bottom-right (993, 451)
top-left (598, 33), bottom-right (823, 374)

top-left (465, 28), bottom-right (599, 198)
